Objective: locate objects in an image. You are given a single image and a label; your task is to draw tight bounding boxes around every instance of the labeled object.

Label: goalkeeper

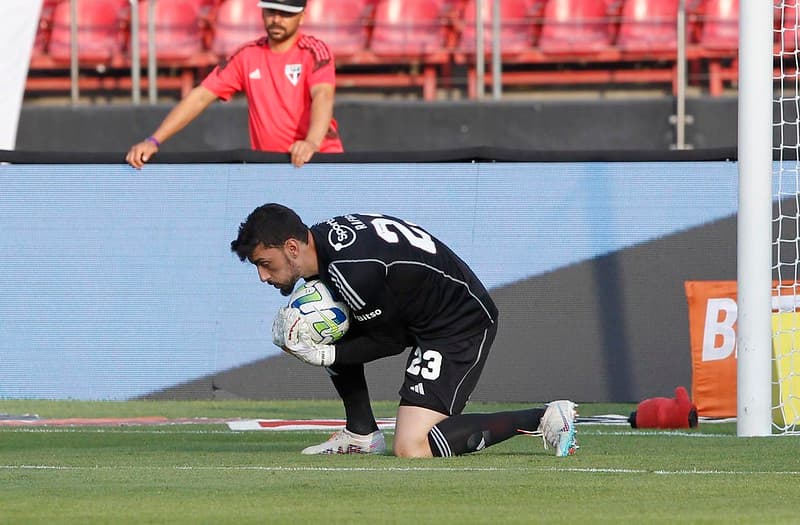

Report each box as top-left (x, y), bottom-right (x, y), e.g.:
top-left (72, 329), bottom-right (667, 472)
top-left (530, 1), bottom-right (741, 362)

top-left (231, 203), bottom-right (578, 458)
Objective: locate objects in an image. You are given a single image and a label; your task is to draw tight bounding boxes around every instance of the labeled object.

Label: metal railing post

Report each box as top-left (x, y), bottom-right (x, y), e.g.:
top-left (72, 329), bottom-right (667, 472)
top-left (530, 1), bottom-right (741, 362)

top-left (671, 0), bottom-right (693, 149)
top-left (148, 0), bottom-right (157, 104)
top-left (70, 0), bottom-right (79, 104)
top-left (491, 0), bottom-right (502, 100)
top-left (130, 0), bottom-right (141, 105)
top-left (475, 0), bottom-right (484, 100)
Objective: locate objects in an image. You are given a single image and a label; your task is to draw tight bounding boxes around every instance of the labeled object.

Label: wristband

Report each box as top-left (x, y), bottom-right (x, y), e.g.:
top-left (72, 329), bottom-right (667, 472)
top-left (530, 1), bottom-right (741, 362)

top-left (145, 136), bottom-right (161, 148)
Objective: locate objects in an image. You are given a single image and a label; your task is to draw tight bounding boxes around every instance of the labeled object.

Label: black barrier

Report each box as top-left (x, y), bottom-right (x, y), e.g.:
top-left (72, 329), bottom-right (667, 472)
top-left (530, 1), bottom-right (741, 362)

top-left (0, 147), bottom-right (738, 164)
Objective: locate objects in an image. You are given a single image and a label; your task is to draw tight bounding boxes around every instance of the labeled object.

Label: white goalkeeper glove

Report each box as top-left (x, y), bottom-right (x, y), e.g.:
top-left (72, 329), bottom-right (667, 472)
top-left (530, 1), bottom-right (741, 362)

top-left (271, 307), bottom-right (336, 367)
top-left (271, 306), bottom-right (294, 348)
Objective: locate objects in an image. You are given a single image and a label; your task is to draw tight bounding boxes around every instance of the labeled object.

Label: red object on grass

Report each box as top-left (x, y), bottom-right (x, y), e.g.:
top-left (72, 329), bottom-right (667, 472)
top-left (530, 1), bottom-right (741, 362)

top-left (630, 386), bottom-right (699, 429)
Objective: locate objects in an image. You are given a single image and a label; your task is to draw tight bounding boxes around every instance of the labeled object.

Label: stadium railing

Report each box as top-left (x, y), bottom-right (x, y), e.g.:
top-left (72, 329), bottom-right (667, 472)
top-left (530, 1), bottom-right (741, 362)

top-left (23, 0), bottom-right (761, 101)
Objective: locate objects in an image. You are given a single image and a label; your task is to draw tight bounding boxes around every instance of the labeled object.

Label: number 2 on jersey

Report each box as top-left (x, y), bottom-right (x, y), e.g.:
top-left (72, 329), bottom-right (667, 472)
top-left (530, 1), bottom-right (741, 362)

top-left (371, 217), bottom-right (437, 254)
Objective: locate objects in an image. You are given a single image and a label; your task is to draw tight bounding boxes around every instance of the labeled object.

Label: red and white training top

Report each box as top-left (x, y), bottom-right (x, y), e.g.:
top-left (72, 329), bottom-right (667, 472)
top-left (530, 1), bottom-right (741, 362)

top-left (202, 34), bottom-right (344, 153)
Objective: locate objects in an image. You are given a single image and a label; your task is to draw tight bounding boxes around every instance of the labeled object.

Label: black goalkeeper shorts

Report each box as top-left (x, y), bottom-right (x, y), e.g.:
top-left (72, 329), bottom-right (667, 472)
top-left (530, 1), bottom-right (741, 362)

top-left (398, 322), bottom-right (497, 416)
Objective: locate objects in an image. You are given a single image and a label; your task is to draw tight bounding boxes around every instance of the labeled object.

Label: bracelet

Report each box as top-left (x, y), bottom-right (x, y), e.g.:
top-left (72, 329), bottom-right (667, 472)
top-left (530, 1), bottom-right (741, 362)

top-left (145, 136), bottom-right (161, 148)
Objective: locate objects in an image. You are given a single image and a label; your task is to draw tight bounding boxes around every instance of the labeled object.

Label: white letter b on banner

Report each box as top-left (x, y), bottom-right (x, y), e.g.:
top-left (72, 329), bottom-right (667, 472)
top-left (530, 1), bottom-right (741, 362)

top-left (702, 298), bottom-right (738, 361)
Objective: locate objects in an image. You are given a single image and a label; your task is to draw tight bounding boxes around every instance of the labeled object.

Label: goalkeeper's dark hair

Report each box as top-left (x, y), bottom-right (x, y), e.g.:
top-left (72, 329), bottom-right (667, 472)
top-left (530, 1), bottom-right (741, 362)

top-left (231, 203), bottom-right (309, 261)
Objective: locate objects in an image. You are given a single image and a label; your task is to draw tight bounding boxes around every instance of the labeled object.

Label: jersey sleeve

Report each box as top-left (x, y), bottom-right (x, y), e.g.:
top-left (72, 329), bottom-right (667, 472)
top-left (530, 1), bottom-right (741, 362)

top-left (201, 46), bottom-right (249, 101)
top-left (327, 260), bottom-right (397, 328)
top-left (297, 34), bottom-right (336, 87)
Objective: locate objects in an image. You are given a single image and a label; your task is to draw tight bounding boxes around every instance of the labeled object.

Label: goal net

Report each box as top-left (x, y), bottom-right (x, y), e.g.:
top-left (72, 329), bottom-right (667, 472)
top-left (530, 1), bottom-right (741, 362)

top-left (771, 0), bottom-right (800, 435)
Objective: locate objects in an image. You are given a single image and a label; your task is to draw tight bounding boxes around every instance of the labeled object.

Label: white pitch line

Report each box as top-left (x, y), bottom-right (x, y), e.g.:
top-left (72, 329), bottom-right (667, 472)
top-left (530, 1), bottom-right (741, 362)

top-left (0, 427), bottom-right (742, 438)
top-left (0, 428), bottom-right (233, 435)
top-left (578, 430), bottom-right (736, 438)
top-left (1, 465), bottom-right (798, 475)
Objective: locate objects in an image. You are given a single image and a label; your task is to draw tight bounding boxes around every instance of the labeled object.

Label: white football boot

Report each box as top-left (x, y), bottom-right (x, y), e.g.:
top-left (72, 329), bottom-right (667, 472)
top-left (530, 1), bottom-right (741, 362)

top-left (533, 400), bottom-right (579, 457)
top-left (539, 399), bottom-right (580, 457)
top-left (301, 429), bottom-right (386, 455)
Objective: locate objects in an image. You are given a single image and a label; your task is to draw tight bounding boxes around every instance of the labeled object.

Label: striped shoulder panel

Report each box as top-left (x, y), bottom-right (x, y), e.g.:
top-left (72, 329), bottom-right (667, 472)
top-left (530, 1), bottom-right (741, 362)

top-left (328, 263), bottom-right (367, 311)
top-left (297, 34), bottom-right (332, 72)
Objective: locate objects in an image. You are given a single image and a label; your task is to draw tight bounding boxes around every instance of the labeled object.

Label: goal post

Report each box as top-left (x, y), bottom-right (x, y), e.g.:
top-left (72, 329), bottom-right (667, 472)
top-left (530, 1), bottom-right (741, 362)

top-left (737, 0), bottom-right (774, 436)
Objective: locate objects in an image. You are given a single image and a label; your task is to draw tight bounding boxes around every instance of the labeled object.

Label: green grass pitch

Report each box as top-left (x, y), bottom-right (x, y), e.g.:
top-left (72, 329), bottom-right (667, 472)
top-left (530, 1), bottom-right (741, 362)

top-left (1, 400), bottom-right (798, 524)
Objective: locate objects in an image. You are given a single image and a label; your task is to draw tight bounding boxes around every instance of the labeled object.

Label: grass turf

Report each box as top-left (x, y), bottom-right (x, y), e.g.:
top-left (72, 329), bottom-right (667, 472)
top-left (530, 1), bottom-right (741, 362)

top-left (1, 400), bottom-right (798, 524)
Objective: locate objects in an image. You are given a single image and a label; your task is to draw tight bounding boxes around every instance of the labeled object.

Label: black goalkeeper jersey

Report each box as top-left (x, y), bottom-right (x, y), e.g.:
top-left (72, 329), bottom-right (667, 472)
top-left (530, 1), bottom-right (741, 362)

top-left (310, 213), bottom-right (498, 343)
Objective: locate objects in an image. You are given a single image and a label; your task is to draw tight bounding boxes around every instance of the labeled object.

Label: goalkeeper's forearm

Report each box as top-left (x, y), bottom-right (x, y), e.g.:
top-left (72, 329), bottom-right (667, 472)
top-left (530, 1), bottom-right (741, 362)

top-left (328, 335), bottom-right (409, 365)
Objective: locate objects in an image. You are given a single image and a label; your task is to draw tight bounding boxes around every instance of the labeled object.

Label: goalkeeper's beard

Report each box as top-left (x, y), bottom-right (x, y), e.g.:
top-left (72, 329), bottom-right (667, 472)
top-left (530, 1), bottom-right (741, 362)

top-left (278, 254), bottom-right (303, 297)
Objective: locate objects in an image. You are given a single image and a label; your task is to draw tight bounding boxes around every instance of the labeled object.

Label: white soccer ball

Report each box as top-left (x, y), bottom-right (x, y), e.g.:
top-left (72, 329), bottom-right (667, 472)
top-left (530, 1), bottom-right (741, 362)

top-left (287, 279), bottom-right (350, 344)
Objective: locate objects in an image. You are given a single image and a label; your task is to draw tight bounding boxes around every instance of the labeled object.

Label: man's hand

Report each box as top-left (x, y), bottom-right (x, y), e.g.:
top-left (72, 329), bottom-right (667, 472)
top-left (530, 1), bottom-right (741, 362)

top-left (288, 139), bottom-right (319, 168)
top-left (126, 139), bottom-right (159, 169)
top-left (123, 86), bottom-right (218, 169)
top-left (272, 307), bottom-right (336, 366)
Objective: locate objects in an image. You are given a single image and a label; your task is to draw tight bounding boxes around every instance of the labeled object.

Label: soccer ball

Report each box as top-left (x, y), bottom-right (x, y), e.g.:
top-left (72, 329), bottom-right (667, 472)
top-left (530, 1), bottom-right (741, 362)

top-left (288, 279), bottom-right (350, 344)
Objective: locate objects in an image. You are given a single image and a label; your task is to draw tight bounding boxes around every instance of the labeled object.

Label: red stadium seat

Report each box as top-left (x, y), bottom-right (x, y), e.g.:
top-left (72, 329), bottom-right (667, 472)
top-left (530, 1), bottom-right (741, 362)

top-left (333, 0), bottom-right (453, 100)
top-left (48, 0), bottom-right (128, 65)
top-left (616, 0), bottom-right (679, 54)
top-left (369, 0), bottom-right (452, 55)
top-left (32, 0), bottom-right (61, 59)
top-left (457, 0), bottom-right (538, 54)
top-left (135, 0), bottom-right (214, 62)
top-left (697, 0), bottom-right (739, 96)
top-left (779, 1), bottom-right (799, 52)
top-left (454, 0), bottom-right (543, 100)
top-left (211, 0), bottom-right (265, 57)
top-left (458, 0), bottom-right (681, 98)
top-left (698, 0), bottom-right (739, 51)
top-left (302, 0), bottom-right (370, 56)
top-left (537, 0), bottom-right (614, 55)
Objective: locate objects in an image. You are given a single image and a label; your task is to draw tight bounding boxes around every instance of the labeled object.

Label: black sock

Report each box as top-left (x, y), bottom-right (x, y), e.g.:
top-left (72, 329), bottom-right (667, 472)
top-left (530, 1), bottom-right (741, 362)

top-left (427, 408), bottom-right (545, 457)
top-left (326, 363), bottom-right (379, 435)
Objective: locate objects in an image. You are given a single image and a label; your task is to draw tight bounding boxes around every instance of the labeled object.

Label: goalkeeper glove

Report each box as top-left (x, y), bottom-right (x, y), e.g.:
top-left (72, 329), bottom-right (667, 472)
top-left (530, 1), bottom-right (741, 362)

top-left (272, 307), bottom-right (336, 367)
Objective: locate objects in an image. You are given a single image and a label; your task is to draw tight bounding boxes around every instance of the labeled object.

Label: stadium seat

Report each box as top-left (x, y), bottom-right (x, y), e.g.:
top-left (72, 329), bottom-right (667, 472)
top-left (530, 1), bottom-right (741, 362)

top-left (127, 0), bottom-right (217, 98)
top-left (211, 0), bottom-right (266, 57)
top-left (134, 0), bottom-right (214, 62)
top-left (779, 1), bottom-right (799, 52)
top-left (537, 0), bottom-right (615, 55)
top-left (368, 0), bottom-right (452, 55)
top-left (456, 0), bottom-right (538, 54)
top-left (32, 0), bottom-right (61, 60)
top-left (461, 0), bottom-right (682, 98)
top-left (453, 0), bottom-right (542, 99)
top-left (698, 0), bottom-right (739, 51)
top-left (698, 0), bottom-right (739, 96)
top-left (334, 0), bottom-right (453, 100)
top-left (47, 0), bottom-right (128, 65)
top-left (616, 0), bottom-right (679, 54)
top-left (302, 0), bottom-right (370, 57)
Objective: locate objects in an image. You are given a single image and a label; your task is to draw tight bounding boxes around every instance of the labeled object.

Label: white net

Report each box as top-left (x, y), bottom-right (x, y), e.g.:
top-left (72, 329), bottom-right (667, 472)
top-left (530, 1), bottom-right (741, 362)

top-left (772, 0), bottom-right (800, 434)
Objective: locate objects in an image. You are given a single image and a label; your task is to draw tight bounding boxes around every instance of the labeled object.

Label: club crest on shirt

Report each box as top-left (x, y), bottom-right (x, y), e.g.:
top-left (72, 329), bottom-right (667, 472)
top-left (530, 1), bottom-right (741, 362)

top-left (285, 64), bottom-right (302, 86)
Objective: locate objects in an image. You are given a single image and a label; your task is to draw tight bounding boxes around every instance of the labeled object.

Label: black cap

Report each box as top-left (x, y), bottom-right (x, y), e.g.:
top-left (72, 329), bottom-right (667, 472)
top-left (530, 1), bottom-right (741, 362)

top-left (257, 0), bottom-right (306, 13)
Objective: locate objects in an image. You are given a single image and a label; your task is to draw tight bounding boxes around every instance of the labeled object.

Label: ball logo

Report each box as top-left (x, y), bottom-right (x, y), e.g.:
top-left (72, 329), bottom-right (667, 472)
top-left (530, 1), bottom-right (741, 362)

top-left (327, 220), bottom-right (356, 251)
top-left (287, 279), bottom-right (350, 344)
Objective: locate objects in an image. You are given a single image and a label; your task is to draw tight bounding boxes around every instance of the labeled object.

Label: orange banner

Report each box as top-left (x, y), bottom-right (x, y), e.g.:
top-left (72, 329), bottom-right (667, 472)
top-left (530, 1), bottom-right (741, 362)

top-left (685, 281), bottom-right (738, 417)
top-left (686, 280), bottom-right (800, 418)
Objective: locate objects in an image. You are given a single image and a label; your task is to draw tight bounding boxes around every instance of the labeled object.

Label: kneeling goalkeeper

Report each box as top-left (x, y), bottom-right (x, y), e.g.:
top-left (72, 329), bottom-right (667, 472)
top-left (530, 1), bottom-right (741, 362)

top-left (231, 203), bottom-right (578, 458)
